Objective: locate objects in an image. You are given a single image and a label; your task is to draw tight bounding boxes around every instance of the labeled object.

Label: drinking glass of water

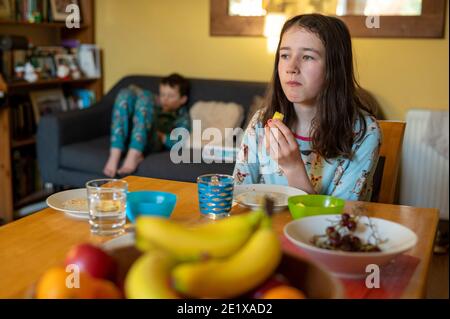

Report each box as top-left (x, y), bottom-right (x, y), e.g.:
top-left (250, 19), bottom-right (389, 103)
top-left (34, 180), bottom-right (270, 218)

top-left (86, 179), bottom-right (128, 236)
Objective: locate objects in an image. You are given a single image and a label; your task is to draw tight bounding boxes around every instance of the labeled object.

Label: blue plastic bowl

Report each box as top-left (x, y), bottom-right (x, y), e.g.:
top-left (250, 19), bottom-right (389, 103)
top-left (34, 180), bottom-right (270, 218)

top-left (126, 191), bottom-right (177, 223)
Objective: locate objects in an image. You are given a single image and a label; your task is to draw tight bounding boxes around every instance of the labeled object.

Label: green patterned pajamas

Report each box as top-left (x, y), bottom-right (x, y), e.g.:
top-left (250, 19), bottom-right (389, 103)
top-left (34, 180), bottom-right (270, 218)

top-left (110, 85), bottom-right (155, 153)
top-left (109, 85), bottom-right (191, 154)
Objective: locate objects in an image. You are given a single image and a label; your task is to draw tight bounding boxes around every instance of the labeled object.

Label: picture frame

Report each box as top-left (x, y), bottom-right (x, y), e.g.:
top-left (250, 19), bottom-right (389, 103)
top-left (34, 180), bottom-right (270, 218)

top-left (42, 55), bottom-right (57, 78)
top-left (49, 0), bottom-right (81, 22)
top-left (54, 53), bottom-right (77, 69)
top-left (0, 0), bottom-right (12, 19)
top-left (77, 44), bottom-right (101, 78)
top-left (29, 89), bottom-right (68, 123)
top-left (30, 55), bottom-right (57, 79)
top-left (210, 0), bottom-right (447, 38)
top-left (54, 53), bottom-right (81, 79)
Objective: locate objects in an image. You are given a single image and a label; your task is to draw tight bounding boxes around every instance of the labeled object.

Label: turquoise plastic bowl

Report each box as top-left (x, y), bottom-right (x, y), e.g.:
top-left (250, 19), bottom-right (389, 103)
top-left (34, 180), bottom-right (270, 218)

top-left (126, 191), bottom-right (177, 223)
top-left (288, 195), bottom-right (345, 220)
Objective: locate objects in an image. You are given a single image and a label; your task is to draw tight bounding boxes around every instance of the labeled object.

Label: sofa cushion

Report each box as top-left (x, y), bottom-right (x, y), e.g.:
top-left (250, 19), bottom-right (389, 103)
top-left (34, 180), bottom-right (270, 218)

top-left (135, 151), bottom-right (235, 183)
top-left (60, 136), bottom-right (110, 174)
top-left (189, 100), bottom-right (244, 147)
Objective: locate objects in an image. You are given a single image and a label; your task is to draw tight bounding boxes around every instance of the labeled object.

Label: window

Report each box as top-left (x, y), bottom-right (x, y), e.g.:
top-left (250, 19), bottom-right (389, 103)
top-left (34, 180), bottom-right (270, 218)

top-left (210, 0), bottom-right (447, 38)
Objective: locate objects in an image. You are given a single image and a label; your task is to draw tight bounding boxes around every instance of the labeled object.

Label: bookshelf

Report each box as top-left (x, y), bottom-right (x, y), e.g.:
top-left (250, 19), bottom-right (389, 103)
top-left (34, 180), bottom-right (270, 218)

top-left (0, 20), bottom-right (88, 29)
top-left (11, 135), bottom-right (35, 148)
top-left (7, 76), bottom-right (99, 90)
top-left (0, 0), bottom-right (103, 224)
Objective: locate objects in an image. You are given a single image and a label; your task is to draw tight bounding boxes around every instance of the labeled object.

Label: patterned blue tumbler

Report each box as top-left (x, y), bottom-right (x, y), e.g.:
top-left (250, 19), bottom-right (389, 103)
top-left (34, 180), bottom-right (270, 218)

top-left (197, 174), bottom-right (234, 219)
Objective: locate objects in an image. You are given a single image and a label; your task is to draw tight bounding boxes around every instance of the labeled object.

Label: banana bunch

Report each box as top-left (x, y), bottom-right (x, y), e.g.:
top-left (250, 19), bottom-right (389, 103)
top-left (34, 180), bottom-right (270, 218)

top-left (125, 249), bottom-right (179, 299)
top-left (135, 210), bottom-right (264, 261)
top-left (125, 202), bottom-right (282, 299)
top-left (172, 214), bottom-right (282, 298)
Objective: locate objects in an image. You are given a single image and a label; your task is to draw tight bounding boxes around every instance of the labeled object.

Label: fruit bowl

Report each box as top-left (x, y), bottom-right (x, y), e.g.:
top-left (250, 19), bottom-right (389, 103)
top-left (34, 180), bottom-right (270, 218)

top-left (102, 233), bottom-right (344, 299)
top-left (29, 211), bottom-right (344, 299)
top-left (288, 195), bottom-right (345, 219)
top-left (126, 191), bottom-right (177, 223)
top-left (283, 215), bottom-right (418, 278)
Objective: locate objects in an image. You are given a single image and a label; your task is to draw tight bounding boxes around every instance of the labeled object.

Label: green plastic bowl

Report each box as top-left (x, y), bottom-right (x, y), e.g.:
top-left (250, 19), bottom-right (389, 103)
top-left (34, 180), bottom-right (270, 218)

top-left (288, 195), bottom-right (345, 219)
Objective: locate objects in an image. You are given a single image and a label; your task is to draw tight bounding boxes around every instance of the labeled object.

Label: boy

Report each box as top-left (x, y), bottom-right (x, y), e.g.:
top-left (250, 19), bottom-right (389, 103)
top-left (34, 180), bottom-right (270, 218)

top-left (103, 73), bottom-right (190, 177)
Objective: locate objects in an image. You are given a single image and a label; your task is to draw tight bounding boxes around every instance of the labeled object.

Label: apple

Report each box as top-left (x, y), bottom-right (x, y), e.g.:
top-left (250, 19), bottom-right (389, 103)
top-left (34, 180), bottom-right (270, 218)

top-left (249, 273), bottom-right (289, 299)
top-left (65, 243), bottom-right (118, 281)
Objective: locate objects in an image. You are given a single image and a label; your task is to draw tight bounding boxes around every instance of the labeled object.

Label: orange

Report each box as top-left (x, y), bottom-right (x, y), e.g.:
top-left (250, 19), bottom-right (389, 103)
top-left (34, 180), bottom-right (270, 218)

top-left (36, 267), bottom-right (98, 299)
top-left (262, 285), bottom-right (307, 299)
top-left (93, 279), bottom-right (122, 299)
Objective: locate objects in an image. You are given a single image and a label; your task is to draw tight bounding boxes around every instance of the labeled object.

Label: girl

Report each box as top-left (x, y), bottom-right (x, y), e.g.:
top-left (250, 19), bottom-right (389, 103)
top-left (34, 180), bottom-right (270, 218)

top-left (233, 14), bottom-right (381, 201)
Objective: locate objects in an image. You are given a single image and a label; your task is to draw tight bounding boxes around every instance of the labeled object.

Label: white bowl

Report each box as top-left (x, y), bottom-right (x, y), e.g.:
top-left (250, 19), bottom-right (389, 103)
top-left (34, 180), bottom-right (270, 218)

top-left (284, 215), bottom-right (418, 278)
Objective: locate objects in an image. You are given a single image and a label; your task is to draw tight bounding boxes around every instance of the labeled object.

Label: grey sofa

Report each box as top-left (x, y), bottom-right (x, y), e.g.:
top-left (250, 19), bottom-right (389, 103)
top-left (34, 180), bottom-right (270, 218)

top-left (37, 75), bottom-right (268, 188)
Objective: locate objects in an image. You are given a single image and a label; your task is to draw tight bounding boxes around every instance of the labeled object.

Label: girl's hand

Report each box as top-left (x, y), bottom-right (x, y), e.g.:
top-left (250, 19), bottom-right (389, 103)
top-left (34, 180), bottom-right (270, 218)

top-left (264, 120), bottom-right (316, 194)
top-left (264, 119), bottom-right (303, 173)
top-left (264, 119), bottom-right (316, 194)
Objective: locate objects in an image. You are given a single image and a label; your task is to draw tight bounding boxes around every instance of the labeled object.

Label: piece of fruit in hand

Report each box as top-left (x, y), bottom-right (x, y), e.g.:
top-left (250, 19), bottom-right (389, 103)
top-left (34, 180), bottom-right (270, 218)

top-left (272, 112), bottom-right (284, 121)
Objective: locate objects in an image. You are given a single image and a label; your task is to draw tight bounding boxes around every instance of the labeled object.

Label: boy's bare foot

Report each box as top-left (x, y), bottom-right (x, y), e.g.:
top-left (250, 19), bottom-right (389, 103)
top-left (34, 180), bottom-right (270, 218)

top-left (103, 148), bottom-right (122, 177)
top-left (118, 148), bottom-right (144, 176)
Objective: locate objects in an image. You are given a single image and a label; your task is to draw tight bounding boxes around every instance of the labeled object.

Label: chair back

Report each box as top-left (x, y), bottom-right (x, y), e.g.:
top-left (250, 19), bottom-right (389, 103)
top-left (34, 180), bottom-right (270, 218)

top-left (371, 121), bottom-right (406, 204)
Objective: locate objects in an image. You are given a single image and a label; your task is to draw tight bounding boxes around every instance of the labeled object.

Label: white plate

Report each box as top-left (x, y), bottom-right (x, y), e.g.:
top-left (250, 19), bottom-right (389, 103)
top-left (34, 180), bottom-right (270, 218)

top-left (233, 184), bottom-right (306, 211)
top-left (46, 188), bottom-right (89, 219)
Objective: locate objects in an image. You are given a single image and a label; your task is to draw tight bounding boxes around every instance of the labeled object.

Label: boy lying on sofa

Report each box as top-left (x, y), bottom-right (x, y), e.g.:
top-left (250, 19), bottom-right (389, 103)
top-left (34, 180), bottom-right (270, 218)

top-left (103, 73), bottom-right (191, 177)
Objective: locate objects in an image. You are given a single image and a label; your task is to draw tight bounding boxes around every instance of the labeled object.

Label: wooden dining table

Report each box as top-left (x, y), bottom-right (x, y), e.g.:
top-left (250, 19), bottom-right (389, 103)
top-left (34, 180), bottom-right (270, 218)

top-left (0, 176), bottom-right (439, 299)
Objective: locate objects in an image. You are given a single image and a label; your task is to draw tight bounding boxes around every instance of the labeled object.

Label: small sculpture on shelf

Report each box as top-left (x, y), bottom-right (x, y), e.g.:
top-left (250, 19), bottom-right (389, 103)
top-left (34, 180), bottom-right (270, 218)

top-left (24, 62), bottom-right (38, 83)
top-left (14, 64), bottom-right (25, 80)
top-left (56, 63), bottom-right (70, 80)
top-left (55, 54), bottom-right (81, 80)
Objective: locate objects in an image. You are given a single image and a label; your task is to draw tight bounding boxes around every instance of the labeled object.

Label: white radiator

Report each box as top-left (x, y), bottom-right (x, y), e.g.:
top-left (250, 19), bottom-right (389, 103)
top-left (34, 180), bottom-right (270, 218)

top-left (399, 109), bottom-right (449, 220)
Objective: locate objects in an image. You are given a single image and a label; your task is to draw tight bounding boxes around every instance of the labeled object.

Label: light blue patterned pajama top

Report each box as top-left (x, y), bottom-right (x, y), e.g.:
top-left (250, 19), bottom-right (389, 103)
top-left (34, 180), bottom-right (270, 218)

top-left (232, 111), bottom-right (382, 201)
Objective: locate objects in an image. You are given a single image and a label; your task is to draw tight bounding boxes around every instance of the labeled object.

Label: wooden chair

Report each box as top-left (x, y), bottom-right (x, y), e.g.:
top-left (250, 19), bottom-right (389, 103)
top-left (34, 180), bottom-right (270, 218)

top-left (371, 121), bottom-right (406, 204)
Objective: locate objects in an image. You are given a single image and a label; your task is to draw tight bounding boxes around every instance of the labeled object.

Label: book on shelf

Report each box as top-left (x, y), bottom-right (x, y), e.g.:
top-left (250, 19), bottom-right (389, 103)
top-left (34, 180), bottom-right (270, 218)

top-left (15, 0), bottom-right (47, 23)
top-left (70, 88), bottom-right (95, 109)
top-left (12, 149), bottom-right (43, 205)
top-left (26, 87), bottom-right (95, 124)
top-left (29, 88), bottom-right (67, 123)
top-left (10, 0), bottom-right (83, 24)
top-left (10, 99), bottom-right (36, 140)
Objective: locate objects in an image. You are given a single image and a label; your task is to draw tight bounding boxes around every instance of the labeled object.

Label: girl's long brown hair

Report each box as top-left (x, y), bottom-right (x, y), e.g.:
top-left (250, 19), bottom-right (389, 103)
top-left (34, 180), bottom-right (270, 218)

top-left (260, 14), bottom-right (374, 159)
